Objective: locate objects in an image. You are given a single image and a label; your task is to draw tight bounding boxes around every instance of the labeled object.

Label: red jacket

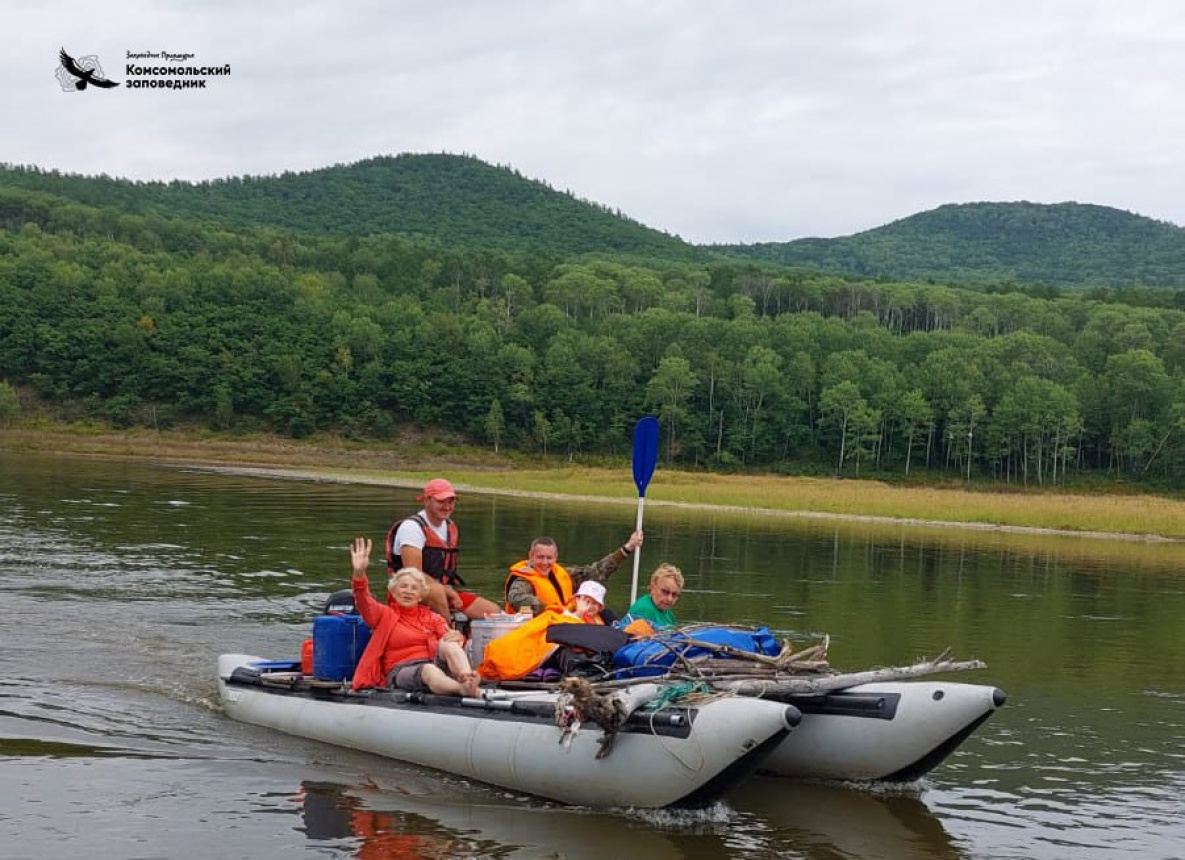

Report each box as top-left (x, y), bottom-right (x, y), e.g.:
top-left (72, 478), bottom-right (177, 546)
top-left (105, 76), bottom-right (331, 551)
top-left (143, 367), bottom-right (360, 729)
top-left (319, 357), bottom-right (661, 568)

top-left (351, 578), bottom-right (447, 690)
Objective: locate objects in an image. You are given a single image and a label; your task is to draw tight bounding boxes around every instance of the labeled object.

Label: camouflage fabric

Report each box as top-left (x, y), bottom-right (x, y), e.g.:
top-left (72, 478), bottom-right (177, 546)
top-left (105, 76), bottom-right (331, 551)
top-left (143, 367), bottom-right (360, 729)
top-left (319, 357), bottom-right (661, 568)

top-left (506, 546), bottom-right (629, 614)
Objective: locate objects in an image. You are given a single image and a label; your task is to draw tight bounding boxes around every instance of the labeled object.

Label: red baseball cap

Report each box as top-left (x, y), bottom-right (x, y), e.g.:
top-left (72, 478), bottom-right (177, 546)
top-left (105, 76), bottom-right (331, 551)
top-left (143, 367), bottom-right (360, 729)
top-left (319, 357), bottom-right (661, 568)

top-left (417, 478), bottom-right (457, 501)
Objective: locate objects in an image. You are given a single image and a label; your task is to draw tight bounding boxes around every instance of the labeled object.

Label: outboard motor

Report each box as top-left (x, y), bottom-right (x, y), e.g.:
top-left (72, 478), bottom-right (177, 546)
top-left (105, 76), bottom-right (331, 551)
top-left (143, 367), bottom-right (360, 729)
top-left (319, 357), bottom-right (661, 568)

top-left (323, 588), bottom-right (356, 615)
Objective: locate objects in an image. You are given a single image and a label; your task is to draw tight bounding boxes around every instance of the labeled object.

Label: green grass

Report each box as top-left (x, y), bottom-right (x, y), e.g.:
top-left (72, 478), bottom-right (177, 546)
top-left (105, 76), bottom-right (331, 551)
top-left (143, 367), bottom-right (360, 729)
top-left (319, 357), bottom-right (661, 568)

top-left (383, 466), bottom-right (1185, 541)
top-left (3, 424), bottom-right (1183, 541)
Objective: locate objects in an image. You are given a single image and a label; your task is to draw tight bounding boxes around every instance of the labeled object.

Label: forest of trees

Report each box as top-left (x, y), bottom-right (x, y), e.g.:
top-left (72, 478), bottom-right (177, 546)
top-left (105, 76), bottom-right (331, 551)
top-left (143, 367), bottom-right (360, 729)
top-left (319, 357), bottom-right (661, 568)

top-left (0, 164), bottom-right (1182, 491)
top-left (0, 156), bottom-right (701, 260)
top-left (719, 201), bottom-right (1185, 290)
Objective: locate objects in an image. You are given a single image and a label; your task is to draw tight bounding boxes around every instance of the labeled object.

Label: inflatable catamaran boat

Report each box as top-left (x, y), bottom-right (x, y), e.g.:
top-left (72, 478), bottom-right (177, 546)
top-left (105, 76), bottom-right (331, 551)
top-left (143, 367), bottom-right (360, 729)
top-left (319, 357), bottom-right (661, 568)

top-left (217, 653), bottom-right (801, 809)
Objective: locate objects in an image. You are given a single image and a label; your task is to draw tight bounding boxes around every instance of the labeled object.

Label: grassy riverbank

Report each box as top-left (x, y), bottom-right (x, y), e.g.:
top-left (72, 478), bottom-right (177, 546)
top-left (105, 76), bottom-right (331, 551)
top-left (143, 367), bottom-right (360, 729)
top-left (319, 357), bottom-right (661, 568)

top-left (1, 425), bottom-right (1182, 541)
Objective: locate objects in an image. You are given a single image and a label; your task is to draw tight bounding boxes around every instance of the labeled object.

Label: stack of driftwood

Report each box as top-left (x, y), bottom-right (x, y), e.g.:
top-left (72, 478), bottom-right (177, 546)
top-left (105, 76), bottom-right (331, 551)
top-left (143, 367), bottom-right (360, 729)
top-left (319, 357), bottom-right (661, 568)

top-left (629, 623), bottom-right (987, 698)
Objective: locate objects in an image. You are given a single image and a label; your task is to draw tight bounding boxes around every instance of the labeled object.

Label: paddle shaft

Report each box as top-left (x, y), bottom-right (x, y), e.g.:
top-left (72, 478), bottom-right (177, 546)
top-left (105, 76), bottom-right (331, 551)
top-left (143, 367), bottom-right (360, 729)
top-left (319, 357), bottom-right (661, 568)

top-left (629, 495), bottom-right (646, 605)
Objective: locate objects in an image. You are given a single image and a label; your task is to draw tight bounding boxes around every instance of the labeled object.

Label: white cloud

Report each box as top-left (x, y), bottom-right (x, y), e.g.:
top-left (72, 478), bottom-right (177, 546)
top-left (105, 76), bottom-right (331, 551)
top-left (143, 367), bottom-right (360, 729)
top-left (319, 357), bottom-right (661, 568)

top-left (4, 0), bottom-right (1185, 243)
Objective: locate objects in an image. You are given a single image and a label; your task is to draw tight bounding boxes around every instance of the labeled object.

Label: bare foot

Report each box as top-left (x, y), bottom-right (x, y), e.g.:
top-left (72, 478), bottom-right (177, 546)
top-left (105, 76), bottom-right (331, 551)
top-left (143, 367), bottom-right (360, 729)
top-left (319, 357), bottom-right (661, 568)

top-left (459, 672), bottom-right (480, 697)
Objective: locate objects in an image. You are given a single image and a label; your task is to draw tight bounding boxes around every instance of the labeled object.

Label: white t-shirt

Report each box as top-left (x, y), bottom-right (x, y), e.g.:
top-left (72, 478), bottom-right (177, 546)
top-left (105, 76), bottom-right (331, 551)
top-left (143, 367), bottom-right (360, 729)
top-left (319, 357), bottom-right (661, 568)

top-left (392, 509), bottom-right (451, 556)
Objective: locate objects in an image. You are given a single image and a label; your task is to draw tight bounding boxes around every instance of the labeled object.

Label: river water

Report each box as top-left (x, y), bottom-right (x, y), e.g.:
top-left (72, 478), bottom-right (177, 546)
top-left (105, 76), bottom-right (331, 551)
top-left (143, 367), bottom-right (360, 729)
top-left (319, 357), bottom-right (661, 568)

top-left (0, 451), bottom-right (1182, 860)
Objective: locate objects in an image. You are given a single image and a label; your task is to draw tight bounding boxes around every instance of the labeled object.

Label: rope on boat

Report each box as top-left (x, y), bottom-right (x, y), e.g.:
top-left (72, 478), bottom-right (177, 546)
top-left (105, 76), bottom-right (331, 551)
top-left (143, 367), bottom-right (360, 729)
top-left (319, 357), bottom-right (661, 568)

top-left (640, 680), bottom-right (714, 710)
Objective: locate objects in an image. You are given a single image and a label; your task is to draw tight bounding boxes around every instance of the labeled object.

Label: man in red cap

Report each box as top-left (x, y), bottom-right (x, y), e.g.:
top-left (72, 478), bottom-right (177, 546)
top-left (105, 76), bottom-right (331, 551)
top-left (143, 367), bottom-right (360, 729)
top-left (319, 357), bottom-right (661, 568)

top-left (386, 478), bottom-right (500, 625)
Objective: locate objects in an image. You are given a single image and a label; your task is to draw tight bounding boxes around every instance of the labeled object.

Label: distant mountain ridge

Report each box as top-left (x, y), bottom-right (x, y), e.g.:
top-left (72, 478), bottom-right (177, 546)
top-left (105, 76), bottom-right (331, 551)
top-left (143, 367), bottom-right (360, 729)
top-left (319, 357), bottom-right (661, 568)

top-left (714, 202), bottom-right (1185, 288)
top-left (4, 155), bottom-right (1185, 287)
top-left (0, 154), bottom-right (702, 260)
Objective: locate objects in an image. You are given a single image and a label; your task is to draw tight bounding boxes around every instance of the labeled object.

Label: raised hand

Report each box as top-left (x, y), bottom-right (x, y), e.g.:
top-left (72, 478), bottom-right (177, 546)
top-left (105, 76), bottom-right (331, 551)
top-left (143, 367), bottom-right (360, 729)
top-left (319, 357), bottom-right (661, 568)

top-left (350, 537), bottom-right (373, 580)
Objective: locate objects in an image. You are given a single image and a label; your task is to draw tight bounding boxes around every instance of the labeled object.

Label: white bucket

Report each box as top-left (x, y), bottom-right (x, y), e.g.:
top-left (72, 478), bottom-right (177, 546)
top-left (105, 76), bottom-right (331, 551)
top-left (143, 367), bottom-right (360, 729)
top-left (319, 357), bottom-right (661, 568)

top-left (466, 613), bottom-right (531, 665)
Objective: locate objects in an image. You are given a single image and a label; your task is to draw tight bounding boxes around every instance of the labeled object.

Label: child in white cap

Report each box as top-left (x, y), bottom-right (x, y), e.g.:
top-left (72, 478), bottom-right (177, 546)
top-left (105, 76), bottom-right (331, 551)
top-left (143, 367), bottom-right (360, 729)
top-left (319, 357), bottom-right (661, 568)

top-left (570, 580), bottom-right (608, 624)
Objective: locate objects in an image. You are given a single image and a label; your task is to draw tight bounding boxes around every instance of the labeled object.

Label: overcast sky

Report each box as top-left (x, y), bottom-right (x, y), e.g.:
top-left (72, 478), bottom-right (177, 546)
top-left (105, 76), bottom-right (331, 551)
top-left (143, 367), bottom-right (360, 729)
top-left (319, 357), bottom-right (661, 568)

top-left (5, 1), bottom-right (1185, 244)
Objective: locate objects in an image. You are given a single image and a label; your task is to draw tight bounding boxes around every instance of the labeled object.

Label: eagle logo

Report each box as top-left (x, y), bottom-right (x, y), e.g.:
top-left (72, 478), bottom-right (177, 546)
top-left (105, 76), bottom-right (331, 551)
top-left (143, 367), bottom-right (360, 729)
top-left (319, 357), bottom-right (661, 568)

top-left (56, 48), bottom-right (120, 91)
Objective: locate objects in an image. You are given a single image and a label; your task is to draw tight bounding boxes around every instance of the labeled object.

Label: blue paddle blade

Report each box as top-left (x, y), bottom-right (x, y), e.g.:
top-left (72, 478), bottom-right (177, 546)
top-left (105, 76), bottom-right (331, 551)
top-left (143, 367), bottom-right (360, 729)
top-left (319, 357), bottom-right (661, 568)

top-left (632, 416), bottom-right (660, 495)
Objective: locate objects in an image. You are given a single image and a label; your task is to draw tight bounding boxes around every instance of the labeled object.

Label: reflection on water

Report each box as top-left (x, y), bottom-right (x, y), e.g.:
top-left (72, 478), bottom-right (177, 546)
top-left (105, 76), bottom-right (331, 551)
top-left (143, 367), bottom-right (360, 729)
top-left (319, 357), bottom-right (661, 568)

top-left (297, 778), bottom-right (755, 860)
top-left (730, 779), bottom-right (966, 860)
top-left (291, 775), bottom-right (978, 860)
top-left (1, 451), bottom-right (1183, 860)
top-left (298, 781), bottom-right (501, 859)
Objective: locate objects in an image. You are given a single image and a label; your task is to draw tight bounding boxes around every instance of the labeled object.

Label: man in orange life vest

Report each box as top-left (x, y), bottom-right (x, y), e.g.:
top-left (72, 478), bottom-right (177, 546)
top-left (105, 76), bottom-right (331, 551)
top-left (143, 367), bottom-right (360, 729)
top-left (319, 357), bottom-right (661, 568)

top-left (387, 478), bottom-right (500, 625)
top-left (504, 529), bottom-right (644, 621)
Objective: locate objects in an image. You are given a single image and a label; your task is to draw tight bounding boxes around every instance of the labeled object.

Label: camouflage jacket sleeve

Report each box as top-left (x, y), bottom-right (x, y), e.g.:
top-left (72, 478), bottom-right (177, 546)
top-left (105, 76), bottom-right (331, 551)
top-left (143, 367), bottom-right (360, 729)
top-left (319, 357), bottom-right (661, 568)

top-left (569, 545), bottom-right (631, 587)
top-left (506, 577), bottom-right (543, 614)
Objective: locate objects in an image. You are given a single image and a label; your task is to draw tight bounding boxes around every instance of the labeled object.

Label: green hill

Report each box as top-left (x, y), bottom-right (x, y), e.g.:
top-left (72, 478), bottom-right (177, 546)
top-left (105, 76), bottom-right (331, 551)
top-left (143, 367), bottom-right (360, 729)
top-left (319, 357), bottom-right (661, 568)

top-left (714, 202), bottom-right (1185, 288)
top-left (0, 154), bottom-right (702, 260)
top-left (6, 156), bottom-right (1185, 288)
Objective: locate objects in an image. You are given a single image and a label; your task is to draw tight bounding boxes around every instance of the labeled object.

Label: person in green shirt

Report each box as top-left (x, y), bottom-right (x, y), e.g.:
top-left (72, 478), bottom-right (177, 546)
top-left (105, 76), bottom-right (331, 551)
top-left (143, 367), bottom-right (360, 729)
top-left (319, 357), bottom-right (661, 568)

top-left (619, 563), bottom-right (684, 631)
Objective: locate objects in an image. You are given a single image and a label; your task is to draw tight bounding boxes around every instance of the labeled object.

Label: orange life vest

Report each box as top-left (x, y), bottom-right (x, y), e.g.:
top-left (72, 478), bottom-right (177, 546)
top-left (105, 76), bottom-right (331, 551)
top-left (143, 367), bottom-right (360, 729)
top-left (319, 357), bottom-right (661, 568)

top-left (569, 604), bottom-right (607, 625)
top-left (504, 560), bottom-right (573, 614)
